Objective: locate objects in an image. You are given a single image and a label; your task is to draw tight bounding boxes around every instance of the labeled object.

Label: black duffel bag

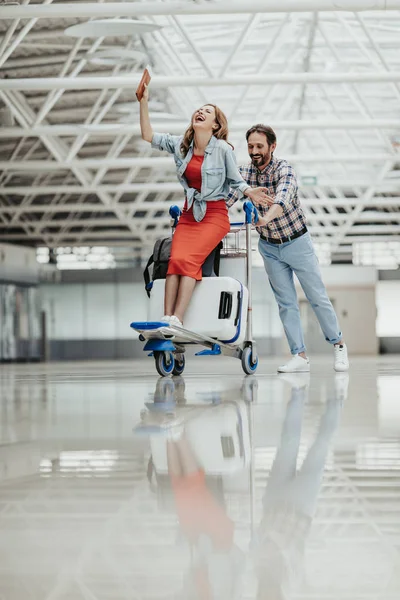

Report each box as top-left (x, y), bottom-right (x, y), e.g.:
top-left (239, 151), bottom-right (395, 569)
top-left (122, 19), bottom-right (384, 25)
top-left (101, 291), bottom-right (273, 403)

top-left (143, 238), bottom-right (222, 298)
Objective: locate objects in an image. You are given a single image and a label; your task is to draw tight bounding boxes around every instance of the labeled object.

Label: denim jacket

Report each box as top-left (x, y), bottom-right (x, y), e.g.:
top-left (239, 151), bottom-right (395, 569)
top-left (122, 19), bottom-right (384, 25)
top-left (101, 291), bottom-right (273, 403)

top-left (151, 132), bottom-right (250, 222)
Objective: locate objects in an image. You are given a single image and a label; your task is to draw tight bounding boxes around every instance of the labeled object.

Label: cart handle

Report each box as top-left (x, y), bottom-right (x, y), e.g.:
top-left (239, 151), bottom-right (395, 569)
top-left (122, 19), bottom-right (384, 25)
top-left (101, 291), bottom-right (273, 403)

top-left (243, 201), bottom-right (259, 225)
top-left (169, 205), bottom-right (181, 228)
top-left (169, 202), bottom-right (259, 227)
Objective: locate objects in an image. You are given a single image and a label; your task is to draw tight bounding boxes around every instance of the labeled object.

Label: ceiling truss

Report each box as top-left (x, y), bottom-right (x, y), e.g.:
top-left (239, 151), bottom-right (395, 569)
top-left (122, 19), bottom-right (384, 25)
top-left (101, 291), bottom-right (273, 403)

top-left (0, 1), bottom-right (400, 261)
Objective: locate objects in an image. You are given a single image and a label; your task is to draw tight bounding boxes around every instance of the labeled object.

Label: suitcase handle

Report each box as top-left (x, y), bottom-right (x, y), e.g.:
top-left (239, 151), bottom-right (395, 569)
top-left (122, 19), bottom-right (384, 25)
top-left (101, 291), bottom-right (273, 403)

top-left (234, 291), bottom-right (241, 326)
top-left (218, 292), bottom-right (233, 319)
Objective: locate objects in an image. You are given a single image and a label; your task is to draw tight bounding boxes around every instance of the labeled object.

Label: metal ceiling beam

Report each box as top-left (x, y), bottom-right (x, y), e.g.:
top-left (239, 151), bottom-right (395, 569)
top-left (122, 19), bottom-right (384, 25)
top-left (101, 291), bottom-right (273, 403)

top-left (292, 12), bottom-right (318, 153)
top-left (2, 211), bottom-right (399, 229)
top-left (3, 181), bottom-right (400, 195)
top-left (0, 90), bottom-right (145, 240)
top-left (0, 54), bottom-right (84, 71)
top-left (228, 13), bottom-right (294, 121)
top-left (2, 230), bottom-right (399, 243)
top-left (34, 36), bottom-right (104, 127)
top-left (0, 3), bottom-right (23, 59)
top-left (4, 39), bottom-right (400, 54)
top-left (4, 72), bottom-right (400, 90)
top-left (0, 183), bottom-right (183, 195)
top-left (0, 3), bottom-right (50, 70)
top-left (0, 158), bottom-right (168, 171)
top-left (20, 89), bottom-right (400, 104)
top-left (333, 159), bottom-right (397, 251)
top-left (1, 119), bottom-right (399, 138)
top-left (1, 1), bottom-right (399, 19)
top-left (1, 198), bottom-right (399, 214)
top-left (0, 153), bottom-right (398, 172)
top-left (0, 230), bottom-right (139, 240)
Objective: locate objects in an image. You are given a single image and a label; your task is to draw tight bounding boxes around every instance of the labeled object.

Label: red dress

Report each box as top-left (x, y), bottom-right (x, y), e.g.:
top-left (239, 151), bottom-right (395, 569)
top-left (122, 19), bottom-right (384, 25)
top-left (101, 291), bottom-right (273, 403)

top-left (171, 470), bottom-right (234, 549)
top-left (167, 155), bottom-right (230, 280)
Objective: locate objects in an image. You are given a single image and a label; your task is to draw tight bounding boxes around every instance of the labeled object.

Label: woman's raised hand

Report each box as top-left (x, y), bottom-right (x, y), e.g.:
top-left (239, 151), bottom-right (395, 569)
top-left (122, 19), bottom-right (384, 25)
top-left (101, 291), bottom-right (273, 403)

top-left (139, 83), bottom-right (153, 142)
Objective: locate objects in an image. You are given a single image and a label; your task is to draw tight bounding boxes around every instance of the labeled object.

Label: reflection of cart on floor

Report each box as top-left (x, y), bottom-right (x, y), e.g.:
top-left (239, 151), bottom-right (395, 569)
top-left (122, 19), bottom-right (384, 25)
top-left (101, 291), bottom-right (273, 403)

top-left (130, 201), bottom-right (260, 376)
top-left (132, 376), bottom-right (258, 598)
top-left (141, 384), bottom-right (253, 477)
top-left (133, 375), bottom-right (257, 483)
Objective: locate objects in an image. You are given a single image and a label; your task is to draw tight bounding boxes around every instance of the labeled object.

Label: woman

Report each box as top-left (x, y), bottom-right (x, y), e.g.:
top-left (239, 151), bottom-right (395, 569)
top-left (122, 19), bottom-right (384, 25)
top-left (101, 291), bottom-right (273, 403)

top-left (140, 85), bottom-right (269, 327)
top-left (166, 422), bottom-right (244, 600)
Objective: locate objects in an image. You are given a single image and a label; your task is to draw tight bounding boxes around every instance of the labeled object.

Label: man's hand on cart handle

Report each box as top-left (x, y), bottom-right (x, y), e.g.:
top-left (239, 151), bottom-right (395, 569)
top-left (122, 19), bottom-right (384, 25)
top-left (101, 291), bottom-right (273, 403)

top-left (255, 194), bottom-right (274, 208)
top-left (256, 204), bottom-right (284, 227)
top-left (245, 186), bottom-right (272, 207)
top-left (255, 215), bottom-right (269, 227)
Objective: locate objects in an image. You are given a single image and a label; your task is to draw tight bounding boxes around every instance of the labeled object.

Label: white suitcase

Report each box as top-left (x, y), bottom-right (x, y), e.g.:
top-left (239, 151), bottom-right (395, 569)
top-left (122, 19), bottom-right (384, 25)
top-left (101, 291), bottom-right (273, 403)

top-left (149, 401), bottom-right (251, 475)
top-left (150, 402), bottom-right (251, 475)
top-left (148, 277), bottom-right (248, 346)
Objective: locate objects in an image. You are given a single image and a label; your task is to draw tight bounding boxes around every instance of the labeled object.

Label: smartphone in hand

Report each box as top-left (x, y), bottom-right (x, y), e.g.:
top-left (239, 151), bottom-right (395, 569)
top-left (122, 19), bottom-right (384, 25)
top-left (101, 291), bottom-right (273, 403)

top-left (136, 67), bottom-right (151, 101)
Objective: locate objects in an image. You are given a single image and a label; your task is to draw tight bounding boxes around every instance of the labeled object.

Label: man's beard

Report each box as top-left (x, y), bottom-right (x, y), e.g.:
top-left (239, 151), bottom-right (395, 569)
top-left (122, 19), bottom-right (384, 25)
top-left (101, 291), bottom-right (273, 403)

top-left (250, 152), bottom-right (270, 168)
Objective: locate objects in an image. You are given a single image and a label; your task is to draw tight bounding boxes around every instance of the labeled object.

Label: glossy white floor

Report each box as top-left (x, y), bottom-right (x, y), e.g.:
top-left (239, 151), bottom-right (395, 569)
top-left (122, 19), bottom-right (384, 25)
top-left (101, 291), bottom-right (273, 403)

top-left (1, 356), bottom-right (400, 600)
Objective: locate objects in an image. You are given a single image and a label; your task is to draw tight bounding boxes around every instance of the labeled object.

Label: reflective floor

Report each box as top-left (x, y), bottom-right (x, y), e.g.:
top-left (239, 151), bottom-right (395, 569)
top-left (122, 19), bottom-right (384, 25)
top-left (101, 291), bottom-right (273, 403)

top-left (1, 356), bottom-right (400, 599)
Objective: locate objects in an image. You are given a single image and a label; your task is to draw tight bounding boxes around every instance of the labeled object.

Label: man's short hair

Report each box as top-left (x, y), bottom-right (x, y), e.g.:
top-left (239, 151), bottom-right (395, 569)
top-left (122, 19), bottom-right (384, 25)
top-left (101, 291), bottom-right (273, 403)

top-left (246, 124), bottom-right (277, 146)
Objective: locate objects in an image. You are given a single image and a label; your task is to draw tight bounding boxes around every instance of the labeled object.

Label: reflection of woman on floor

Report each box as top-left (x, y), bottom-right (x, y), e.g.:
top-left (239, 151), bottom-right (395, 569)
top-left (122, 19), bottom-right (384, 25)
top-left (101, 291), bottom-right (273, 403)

top-left (167, 426), bottom-right (243, 600)
top-left (253, 381), bottom-right (342, 600)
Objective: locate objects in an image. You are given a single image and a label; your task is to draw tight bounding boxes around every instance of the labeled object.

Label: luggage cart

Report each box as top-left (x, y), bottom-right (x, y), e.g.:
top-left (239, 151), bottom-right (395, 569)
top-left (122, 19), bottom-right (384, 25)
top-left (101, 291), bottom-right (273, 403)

top-left (130, 201), bottom-right (260, 377)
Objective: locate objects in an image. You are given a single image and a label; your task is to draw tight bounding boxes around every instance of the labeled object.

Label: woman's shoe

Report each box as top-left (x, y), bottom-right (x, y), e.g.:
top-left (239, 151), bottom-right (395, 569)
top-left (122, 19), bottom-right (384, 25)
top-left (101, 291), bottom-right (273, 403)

top-left (169, 315), bottom-right (183, 328)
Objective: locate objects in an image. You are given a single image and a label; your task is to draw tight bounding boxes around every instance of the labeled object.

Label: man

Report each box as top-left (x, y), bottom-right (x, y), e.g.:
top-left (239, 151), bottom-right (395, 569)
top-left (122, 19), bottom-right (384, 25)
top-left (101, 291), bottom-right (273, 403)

top-left (252, 374), bottom-right (343, 599)
top-left (227, 124), bottom-right (349, 373)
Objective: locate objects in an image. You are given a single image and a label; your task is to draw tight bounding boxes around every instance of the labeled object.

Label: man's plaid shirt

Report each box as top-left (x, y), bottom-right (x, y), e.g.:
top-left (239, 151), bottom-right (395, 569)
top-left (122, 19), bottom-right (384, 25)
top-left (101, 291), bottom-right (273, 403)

top-left (227, 157), bottom-right (307, 241)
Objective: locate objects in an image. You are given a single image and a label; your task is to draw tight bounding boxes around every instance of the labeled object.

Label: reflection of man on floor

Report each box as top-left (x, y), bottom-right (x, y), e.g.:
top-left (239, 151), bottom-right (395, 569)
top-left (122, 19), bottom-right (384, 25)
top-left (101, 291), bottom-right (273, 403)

top-left (166, 421), bottom-right (243, 600)
top-left (253, 376), bottom-right (343, 600)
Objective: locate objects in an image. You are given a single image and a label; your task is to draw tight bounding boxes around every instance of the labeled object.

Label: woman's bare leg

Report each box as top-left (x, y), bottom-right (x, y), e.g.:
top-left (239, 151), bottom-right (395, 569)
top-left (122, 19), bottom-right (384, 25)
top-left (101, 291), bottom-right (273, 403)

top-left (176, 435), bottom-right (201, 476)
top-left (173, 276), bottom-right (197, 323)
top-left (164, 274), bottom-right (180, 316)
top-left (167, 433), bottom-right (200, 477)
top-left (167, 440), bottom-right (183, 477)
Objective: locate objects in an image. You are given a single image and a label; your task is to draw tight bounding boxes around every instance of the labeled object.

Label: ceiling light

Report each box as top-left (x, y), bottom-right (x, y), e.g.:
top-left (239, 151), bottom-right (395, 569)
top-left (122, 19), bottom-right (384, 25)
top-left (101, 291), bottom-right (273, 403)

top-left (86, 48), bottom-right (147, 66)
top-left (64, 19), bottom-right (162, 39)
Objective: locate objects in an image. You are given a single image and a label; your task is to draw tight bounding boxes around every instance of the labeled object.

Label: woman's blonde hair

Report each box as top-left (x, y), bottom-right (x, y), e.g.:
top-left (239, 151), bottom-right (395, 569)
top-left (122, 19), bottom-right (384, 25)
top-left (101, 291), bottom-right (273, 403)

top-left (180, 104), bottom-right (229, 157)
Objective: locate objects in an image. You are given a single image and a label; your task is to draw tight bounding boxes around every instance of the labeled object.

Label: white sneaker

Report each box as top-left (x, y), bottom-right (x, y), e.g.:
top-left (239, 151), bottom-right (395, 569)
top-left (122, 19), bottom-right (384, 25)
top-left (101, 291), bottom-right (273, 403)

top-left (161, 415), bottom-right (185, 441)
top-left (334, 343), bottom-right (349, 372)
top-left (159, 315), bottom-right (173, 336)
top-left (277, 354), bottom-right (310, 373)
top-left (334, 372), bottom-right (349, 403)
top-left (169, 315), bottom-right (183, 328)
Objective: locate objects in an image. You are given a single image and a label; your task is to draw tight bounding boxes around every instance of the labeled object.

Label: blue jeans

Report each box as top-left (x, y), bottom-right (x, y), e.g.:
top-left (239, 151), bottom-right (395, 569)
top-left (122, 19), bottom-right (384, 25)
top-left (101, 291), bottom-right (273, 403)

top-left (263, 387), bottom-right (342, 518)
top-left (258, 232), bottom-right (342, 355)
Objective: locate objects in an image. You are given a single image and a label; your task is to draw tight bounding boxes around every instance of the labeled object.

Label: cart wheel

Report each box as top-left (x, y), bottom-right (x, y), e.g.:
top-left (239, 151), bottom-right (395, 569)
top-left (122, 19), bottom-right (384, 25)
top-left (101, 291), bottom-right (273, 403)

top-left (241, 346), bottom-right (258, 375)
top-left (154, 351), bottom-right (175, 377)
top-left (172, 355), bottom-right (185, 376)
